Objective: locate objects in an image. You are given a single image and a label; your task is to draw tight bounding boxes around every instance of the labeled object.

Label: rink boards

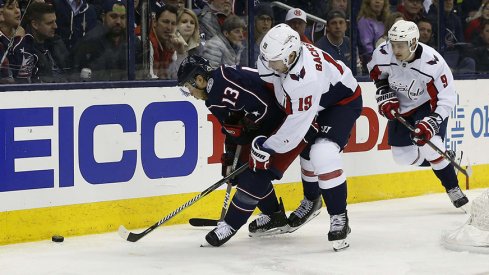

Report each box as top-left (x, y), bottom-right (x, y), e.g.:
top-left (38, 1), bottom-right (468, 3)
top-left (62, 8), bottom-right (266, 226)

top-left (1, 80), bottom-right (489, 245)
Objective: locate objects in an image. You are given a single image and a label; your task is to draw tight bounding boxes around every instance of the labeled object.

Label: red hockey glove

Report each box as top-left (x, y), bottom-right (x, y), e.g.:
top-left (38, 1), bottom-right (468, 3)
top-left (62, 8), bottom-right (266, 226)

top-left (412, 113), bottom-right (442, 146)
top-left (375, 84), bottom-right (399, 120)
top-left (249, 135), bottom-right (275, 172)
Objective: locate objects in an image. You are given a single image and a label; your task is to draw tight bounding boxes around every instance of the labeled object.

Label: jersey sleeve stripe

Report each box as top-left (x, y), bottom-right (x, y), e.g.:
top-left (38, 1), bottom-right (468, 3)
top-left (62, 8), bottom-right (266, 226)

top-left (322, 52), bottom-right (344, 74)
top-left (369, 65), bottom-right (382, 81)
top-left (336, 85), bottom-right (362, 105)
top-left (426, 79), bottom-right (439, 113)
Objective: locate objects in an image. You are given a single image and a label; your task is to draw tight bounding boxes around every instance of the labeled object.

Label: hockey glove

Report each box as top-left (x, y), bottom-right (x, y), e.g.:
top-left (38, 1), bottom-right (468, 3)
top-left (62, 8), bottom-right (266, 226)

top-left (303, 120), bottom-right (320, 144)
top-left (222, 138), bottom-right (238, 175)
top-left (221, 152), bottom-right (235, 177)
top-left (375, 82), bottom-right (399, 120)
top-left (412, 113), bottom-right (443, 146)
top-left (222, 124), bottom-right (244, 138)
top-left (249, 135), bottom-right (275, 172)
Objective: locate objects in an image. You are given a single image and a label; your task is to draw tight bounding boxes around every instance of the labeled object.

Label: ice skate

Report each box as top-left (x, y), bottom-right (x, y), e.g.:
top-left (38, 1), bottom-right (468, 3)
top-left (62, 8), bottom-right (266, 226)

top-left (328, 211), bottom-right (351, 251)
top-left (249, 198), bottom-right (289, 237)
top-left (287, 196), bottom-right (322, 233)
top-left (447, 186), bottom-right (469, 209)
top-left (205, 221), bottom-right (236, 247)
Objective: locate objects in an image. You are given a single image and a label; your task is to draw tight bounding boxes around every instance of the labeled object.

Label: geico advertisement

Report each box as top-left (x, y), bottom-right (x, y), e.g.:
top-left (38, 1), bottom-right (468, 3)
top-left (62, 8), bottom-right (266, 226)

top-left (0, 82), bottom-right (488, 211)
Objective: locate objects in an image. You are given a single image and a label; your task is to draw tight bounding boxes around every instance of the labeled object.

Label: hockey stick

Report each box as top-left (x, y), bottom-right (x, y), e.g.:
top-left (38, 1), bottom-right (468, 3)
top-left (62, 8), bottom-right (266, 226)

top-left (118, 163), bottom-right (248, 242)
top-left (189, 145), bottom-right (242, 227)
top-left (393, 112), bottom-right (472, 177)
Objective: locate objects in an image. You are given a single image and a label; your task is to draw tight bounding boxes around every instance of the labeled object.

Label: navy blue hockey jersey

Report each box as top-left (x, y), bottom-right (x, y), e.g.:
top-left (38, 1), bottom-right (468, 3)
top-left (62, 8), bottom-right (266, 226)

top-left (205, 65), bottom-right (286, 145)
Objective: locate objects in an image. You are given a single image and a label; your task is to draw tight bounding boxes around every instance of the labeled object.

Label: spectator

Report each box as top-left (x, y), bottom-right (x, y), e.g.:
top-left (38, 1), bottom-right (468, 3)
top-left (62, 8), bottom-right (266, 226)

top-left (0, 0), bottom-right (22, 39)
top-left (460, 0), bottom-right (483, 24)
top-left (357, 0), bottom-right (390, 71)
top-left (177, 8), bottom-right (201, 56)
top-left (315, 9), bottom-right (351, 66)
top-left (198, 0), bottom-right (232, 42)
top-left (0, 0), bottom-right (21, 83)
top-left (72, 0), bottom-right (142, 81)
top-left (323, 0), bottom-right (351, 41)
top-left (252, 3), bottom-right (273, 66)
top-left (472, 20), bottom-right (489, 72)
top-left (418, 17), bottom-right (435, 47)
top-left (172, 8), bottom-right (201, 77)
top-left (329, 0), bottom-right (349, 15)
top-left (134, 0), bottom-right (141, 27)
top-left (151, 0), bottom-right (181, 14)
top-left (465, 2), bottom-right (489, 44)
top-left (51, 0), bottom-right (98, 50)
top-left (202, 15), bottom-right (245, 68)
top-left (397, 0), bottom-right (424, 22)
top-left (426, 0), bottom-right (464, 45)
top-left (10, 2), bottom-right (70, 83)
top-left (427, 0), bottom-right (475, 73)
top-left (285, 8), bottom-right (312, 44)
top-left (375, 11), bottom-right (404, 47)
top-left (148, 4), bottom-right (185, 79)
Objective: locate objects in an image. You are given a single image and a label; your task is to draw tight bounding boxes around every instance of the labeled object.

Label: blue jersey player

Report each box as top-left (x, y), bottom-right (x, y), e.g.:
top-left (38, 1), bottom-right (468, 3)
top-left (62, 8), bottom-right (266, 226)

top-left (177, 55), bottom-right (318, 247)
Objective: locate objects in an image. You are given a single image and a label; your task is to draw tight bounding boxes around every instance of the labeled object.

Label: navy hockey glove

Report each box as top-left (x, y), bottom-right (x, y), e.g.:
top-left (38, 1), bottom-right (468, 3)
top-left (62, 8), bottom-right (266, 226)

top-left (303, 120), bottom-right (320, 144)
top-left (221, 140), bottom-right (237, 176)
top-left (375, 81), bottom-right (399, 120)
top-left (221, 152), bottom-right (235, 177)
top-left (249, 135), bottom-right (275, 172)
top-left (412, 113), bottom-right (443, 146)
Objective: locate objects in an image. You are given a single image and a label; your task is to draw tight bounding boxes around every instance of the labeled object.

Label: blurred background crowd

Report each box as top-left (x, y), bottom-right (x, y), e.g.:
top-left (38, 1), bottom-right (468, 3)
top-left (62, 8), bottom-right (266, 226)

top-left (0, 0), bottom-right (488, 84)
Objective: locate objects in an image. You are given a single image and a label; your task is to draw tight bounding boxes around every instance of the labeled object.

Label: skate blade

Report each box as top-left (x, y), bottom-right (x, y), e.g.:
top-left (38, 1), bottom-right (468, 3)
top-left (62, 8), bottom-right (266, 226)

top-left (286, 210), bottom-right (321, 233)
top-left (459, 205), bottom-right (468, 214)
top-left (332, 239), bottom-right (349, 252)
top-left (200, 241), bottom-right (212, 247)
top-left (249, 225), bottom-right (290, 237)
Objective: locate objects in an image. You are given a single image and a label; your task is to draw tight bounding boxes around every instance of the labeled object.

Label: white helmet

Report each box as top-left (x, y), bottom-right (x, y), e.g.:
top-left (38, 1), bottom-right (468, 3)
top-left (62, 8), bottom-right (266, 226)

top-left (388, 20), bottom-right (419, 53)
top-left (259, 23), bottom-right (302, 70)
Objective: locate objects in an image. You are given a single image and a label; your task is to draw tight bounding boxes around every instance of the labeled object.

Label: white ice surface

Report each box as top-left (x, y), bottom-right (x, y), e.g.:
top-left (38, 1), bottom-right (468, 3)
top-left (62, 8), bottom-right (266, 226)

top-left (1, 189), bottom-right (489, 275)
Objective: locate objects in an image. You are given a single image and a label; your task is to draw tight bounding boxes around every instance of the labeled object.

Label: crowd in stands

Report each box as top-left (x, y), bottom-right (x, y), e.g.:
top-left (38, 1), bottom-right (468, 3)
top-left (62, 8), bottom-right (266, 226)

top-left (0, 0), bottom-right (488, 84)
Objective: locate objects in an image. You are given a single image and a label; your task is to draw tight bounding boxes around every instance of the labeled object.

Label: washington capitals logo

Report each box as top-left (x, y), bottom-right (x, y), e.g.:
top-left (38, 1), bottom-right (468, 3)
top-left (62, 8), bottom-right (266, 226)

top-left (290, 67), bottom-right (306, 81)
top-left (427, 55), bottom-right (439, 65)
top-left (380, 44), bottom-right (388, 55)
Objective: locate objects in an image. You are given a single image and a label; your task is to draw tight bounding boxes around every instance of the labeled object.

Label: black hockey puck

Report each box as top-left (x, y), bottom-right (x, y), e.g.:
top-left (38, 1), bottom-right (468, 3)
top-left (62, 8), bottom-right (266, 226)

top-left (52, 235), bottom-right (64, 242)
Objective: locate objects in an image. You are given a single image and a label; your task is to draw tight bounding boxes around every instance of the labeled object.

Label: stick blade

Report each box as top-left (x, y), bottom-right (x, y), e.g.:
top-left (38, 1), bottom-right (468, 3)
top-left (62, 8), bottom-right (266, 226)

top-left (118, 225), bottom-right (143, 242)
top-left (118, 225), bottom-right (131, 240)
top-left (189, 218), bottom-right (218, 227)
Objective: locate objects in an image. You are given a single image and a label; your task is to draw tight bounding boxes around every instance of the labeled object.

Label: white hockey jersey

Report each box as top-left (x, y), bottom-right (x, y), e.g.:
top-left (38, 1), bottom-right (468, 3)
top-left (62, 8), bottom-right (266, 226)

top-left (367, 42), bottom-right (456, 121)
top-left (257, 43), bottom-right (360, 153)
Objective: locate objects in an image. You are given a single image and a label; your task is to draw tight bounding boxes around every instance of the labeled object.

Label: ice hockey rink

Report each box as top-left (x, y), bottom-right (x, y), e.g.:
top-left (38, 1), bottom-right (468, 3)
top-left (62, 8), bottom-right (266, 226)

top-left (1, 189), bottom-right (488, 275)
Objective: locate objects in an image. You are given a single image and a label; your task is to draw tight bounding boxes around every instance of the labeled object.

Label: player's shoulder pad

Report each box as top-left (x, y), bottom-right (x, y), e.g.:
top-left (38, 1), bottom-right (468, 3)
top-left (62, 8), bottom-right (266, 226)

top-left (420, 44), bottom-right (444, 66)
top-left (418, 43), bottom-right (446, 77)
top-left (371, 42), bottom-right (392, 63)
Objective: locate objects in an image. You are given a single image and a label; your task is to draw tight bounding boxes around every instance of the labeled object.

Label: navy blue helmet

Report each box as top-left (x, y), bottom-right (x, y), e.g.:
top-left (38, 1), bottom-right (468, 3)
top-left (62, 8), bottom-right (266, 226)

top-left (177, 55), bottom-right (213, 88)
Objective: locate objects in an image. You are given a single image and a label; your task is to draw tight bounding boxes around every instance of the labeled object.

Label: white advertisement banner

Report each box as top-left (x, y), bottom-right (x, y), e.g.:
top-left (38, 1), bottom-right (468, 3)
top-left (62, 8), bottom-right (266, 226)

top-left (1, 80), bottom-right (488, 211)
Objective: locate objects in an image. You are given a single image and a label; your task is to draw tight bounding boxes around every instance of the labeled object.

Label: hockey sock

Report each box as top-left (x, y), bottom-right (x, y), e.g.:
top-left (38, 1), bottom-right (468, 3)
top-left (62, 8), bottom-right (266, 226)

top-left (320, 181), bottom-right (347, 215)
top-left (225, 193), bottom-right (257, 230)
top-left (257, 184), bottom-right (280, 215)
top-left (225, 169), bottom-right (275, 230)
top-left (302, 179), bottom-right (321, 201)
top-left (433, 164), bottom-right (459, 191)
